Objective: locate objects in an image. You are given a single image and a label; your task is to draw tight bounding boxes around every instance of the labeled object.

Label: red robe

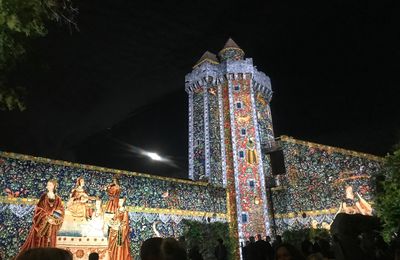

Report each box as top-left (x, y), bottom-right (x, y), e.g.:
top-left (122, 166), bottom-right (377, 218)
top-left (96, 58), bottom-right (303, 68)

top-left (18, 193), bottom-right (64, 252)
top-left (105, 184), bottom-right (121, 213)
top-left (108, 209), bottom-right (132, 260)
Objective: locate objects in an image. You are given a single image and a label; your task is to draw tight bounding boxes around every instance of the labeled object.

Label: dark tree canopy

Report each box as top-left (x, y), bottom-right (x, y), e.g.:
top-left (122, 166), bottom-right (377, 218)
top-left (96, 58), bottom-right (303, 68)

top-left (376, 144), bottom-right (400, 241)
top-left (0, 0), bottom-right (77, 110)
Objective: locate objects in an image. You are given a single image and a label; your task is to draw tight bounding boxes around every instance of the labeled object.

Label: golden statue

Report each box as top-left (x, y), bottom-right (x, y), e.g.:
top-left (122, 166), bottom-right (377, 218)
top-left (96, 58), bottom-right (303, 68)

top-left (246, 138), bottom-right (258, 165)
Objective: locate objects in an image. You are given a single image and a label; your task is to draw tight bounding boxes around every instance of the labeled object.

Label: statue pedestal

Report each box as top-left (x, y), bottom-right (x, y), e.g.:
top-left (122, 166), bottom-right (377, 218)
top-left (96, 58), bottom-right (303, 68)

top-left (57, 236), bottom-right (109, 260)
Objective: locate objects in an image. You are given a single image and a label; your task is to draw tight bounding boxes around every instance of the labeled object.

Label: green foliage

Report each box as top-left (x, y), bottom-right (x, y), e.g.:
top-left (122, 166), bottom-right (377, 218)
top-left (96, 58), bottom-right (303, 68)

top-left (282, 228), bottom-right (330, 249)
top-left (376, 145), bottom-right (400, 242)
top-left (0, 85), bottom-right (25, 110)
top-left (0, 0), bottom-right (77, 110)
top-left (183, 220), bottom-right (235, 260)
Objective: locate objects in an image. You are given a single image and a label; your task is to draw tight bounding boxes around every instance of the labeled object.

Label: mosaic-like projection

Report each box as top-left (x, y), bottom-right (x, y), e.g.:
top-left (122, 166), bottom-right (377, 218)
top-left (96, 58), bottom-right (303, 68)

top-left (271, 137), bottom-right (383, 234)
top-left (0, 152), bottom-right (227, 260)
top-left (192, 89), bottom-right (206, 181)
top-left (255, 92), bottom-right (274, 145)
top-left (185, 39), bottom-right (275, 245)
top-left (208, 86), bottom-right (223, 186)
top-left (0, 38), bottom-right (386, 260)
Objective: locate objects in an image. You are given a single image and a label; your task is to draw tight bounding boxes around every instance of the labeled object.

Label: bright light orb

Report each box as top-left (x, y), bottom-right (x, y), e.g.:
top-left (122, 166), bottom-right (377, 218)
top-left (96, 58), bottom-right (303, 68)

top-left (146, 152), bottom-right (162, 161)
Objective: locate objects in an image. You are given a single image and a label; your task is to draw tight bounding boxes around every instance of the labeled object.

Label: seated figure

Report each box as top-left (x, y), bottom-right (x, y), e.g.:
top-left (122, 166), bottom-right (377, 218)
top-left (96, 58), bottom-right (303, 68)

top-left (67, 177), bottom-right (96, 220)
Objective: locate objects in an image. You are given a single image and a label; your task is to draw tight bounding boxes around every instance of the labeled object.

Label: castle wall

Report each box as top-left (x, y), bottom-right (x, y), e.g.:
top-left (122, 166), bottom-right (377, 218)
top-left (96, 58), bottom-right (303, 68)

top-left (0, 152), bottom-right (227, 259)
top-left (271, 136), bottom-right (383, 234)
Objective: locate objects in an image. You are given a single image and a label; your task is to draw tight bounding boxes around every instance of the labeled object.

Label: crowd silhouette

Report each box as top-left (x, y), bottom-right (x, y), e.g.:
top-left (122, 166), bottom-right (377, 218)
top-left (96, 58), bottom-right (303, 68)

top-left (13, 232), bottom-right (400, 260)
top-left (13, 215), bottom-right (400, 260)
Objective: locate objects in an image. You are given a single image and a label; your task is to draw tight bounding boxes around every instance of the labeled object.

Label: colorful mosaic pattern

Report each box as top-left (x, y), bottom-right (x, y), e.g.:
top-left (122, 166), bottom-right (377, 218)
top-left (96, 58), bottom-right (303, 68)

top-left (221, 82), bottom-right (240, 258)
top-left (254, 92), bottom-right (274, 145)
top-left (270, 137), bottom-right (383, 234)
top-left (229, 77), bottom-right (269, 240)
top-left (208, 87), bottom-right (223, 186)
top-left (0, 202), bottom-right (226, 259)
top-left (0, 152), bottom-right (227, 259)
top-left (219, 48), bottom-right (245, 62)
top-left (192, 89), bottom-right (206, 181)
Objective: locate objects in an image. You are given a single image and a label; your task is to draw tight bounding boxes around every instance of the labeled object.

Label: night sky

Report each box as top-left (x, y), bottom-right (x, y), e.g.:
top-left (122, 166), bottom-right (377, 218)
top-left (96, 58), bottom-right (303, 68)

top-left (0, 0), bottom-right (398, 179)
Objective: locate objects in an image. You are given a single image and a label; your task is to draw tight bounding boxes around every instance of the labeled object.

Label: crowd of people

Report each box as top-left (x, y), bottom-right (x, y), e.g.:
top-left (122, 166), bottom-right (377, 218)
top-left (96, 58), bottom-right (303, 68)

top-left (241, 232), bottom-right (400, 260)
top-left (12, 229), bottom-right (400, 260)
top-left (14, 236), bottom-right (224, 260)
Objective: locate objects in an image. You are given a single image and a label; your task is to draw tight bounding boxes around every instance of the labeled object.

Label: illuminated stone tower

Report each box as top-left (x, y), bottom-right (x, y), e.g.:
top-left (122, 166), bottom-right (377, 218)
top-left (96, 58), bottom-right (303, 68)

top-left (185, 39), bottom-right (275, 245)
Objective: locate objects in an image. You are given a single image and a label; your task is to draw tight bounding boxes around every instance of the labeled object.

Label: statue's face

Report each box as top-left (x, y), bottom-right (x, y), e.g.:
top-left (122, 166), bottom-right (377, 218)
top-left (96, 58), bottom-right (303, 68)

top-left (346, 186), bottom-right (353, 195)
top-left (80, 179), bottom-right (85, 187)
top-left (47, 181), bottom-right (55, 192)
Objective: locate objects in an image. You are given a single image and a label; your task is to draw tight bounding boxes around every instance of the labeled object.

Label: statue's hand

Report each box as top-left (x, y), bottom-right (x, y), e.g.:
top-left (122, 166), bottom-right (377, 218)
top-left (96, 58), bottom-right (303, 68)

top-left (48, 217), bottom-right (55, 225)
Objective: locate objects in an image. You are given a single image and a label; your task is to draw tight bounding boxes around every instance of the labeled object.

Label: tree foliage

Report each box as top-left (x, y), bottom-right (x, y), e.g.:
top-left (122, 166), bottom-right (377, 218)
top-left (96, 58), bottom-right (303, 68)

top-left (183, 220), bottom-right (235, 260)
top-left (376, 144), bottom-right (400, 242)
top-left (0, 0), bottom-right (77, 110)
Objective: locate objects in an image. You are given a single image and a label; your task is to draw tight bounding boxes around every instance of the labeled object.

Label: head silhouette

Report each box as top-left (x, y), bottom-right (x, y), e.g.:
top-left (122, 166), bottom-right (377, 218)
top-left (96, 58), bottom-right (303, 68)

top-left (16, 248), bottom-right (72, 260)
top-left (140, 237), bottom-right (163, 260)
top-left (88, 252), bottom-right (99, 260)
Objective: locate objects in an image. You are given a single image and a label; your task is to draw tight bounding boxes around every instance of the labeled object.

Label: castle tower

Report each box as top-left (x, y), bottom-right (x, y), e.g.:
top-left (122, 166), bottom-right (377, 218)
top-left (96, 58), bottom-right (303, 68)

top-left (185, 39), bottom-right (275, 248)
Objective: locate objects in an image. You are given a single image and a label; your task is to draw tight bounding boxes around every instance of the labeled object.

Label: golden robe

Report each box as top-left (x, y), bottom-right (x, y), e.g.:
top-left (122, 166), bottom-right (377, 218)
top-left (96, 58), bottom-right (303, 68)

top-left (67, 188), bottom-right (93, 219)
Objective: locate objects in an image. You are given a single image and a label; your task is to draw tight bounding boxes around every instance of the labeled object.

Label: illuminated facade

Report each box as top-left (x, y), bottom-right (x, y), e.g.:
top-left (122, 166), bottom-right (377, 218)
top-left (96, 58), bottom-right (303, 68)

top-left (186, 39), bottom-right (274, 242)
top-left (185, 39), bottom-right (383, 252)
top-left (0, 38), bottom-right (385, 260)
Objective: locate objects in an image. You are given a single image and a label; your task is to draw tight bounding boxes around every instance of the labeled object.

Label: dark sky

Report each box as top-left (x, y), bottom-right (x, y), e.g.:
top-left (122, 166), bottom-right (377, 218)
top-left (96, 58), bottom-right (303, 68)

top-left (0, 0), bottom-right (399, 178)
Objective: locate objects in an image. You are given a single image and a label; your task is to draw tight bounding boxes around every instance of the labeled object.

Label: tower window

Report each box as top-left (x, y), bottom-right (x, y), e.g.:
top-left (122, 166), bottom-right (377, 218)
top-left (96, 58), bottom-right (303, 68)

top-left (248, 180), bottom-right (255, 189)
top-left (236, 102), bottom-right (242, 109)
top-left (241, 128), bottom-right (246, 136)
top-left (234, 85), bottom-right (240, 91)
top-left (241, 213), bottom-right (248, 224)
top-left (195, 139), bottom-right (202, 147)
top-left (239, 150), bottom-right (245, 158)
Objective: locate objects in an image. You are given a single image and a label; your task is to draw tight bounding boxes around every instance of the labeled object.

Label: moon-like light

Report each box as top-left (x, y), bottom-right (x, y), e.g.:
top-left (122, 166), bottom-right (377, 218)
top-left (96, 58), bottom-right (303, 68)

top-left (146, 152), bottom-right (163, 161)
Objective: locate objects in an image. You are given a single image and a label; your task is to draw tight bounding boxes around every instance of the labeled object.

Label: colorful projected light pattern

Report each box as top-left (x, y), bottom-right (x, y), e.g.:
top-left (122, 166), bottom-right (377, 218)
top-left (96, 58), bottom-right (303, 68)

top-left (228, 77), bottom-right (269, 240)
top-left (185, 39), bottom-right (276, 246)
top-left (208, 86), bottom-right (223, 185)
top-left (0, 39), bottom-right (386, 260)
top-left (255, 92), bottom-right (274, 145)
top-left (271, 137), bottom-right (383, 233)
top-left (0, 152), bottom-right (227, 259)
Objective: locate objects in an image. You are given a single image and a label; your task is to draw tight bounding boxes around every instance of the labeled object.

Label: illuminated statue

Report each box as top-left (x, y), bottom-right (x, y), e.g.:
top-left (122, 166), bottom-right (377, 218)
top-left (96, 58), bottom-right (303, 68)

top-left (246, 137), bottom-right (258, 165)
top-left (104, 176), bottom-right (121, 213)
top-left (67, 177), bottom-right (96, 220)
top-left (18, 179), bottom-right (64, 253)
top-left (337, 185), bottom-right (373, 216)
top-left (107, 198), bottom-right (133, 260)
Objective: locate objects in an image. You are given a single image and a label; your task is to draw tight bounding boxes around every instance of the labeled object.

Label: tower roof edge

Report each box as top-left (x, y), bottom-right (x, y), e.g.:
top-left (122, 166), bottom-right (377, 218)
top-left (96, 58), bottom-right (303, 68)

top-left (193, 51), bottom-right (219, 69)
top-left (219, 38), bottom-right (245, 61)
top-left (221, 38), bottom-right (241, 50)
